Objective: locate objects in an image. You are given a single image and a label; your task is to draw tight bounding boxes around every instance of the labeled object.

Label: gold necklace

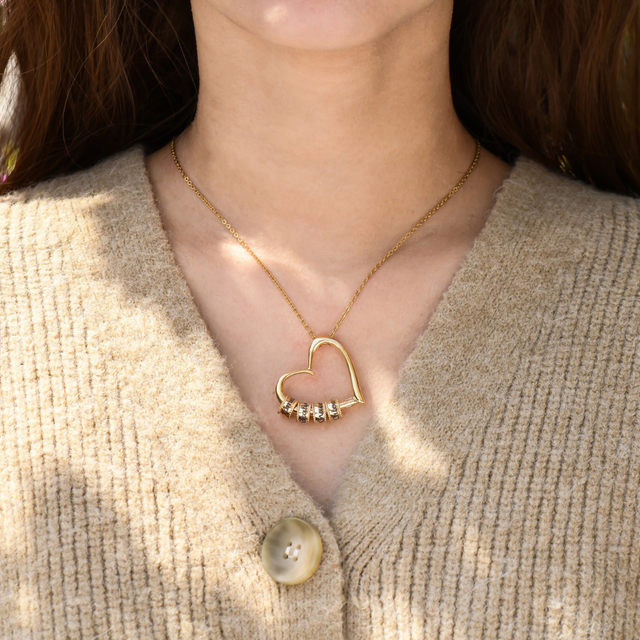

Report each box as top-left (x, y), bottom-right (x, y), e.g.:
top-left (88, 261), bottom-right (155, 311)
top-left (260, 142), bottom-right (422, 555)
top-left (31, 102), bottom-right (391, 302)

top-left (171, 137), bottom-right (481, 424)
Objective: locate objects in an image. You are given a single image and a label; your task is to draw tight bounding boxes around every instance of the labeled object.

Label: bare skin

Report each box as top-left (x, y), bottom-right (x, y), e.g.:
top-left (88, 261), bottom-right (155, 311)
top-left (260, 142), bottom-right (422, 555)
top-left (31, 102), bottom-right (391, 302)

top-left (146, 0), bottom-right (512, 513)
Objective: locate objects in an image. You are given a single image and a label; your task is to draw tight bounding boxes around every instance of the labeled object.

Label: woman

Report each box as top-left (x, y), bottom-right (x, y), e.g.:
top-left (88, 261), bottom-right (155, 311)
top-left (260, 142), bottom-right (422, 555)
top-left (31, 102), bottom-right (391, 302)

top-left (1, 0), bottom-right (639, 637)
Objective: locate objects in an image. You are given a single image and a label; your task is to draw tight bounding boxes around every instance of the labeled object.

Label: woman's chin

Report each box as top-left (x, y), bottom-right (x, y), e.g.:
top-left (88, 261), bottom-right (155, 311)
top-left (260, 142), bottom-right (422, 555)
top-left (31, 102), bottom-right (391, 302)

top-left (207, 0), bottom-right (436, 51)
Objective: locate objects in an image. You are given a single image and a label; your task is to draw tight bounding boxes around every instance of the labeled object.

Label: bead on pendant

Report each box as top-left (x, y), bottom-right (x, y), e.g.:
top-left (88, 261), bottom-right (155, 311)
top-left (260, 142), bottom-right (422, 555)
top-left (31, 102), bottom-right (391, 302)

top-left (296, 402), bottom-right (312, 424)
top-left (278, 396), bottom-right (299, 418)
top-left (313, 403), bottom-right (328, 424)
top-left (326, 399), bottom-right (342, 421)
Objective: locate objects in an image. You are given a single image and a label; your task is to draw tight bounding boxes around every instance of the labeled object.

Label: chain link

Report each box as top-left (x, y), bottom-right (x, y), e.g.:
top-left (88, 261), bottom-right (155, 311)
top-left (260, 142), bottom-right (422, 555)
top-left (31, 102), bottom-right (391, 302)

top-left (171, 138), bottom-right (481, 340)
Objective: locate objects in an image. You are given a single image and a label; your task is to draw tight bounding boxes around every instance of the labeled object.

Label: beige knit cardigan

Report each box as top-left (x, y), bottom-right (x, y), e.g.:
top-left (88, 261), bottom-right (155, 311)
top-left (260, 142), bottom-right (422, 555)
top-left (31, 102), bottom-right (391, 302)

top-left (1, 147), bottom-right (640, 640)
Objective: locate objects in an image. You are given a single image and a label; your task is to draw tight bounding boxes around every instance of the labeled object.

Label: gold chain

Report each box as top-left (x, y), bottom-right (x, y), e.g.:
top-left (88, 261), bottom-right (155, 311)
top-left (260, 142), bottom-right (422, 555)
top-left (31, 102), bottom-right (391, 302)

top-left (171, 137), bottom-right (481, 340)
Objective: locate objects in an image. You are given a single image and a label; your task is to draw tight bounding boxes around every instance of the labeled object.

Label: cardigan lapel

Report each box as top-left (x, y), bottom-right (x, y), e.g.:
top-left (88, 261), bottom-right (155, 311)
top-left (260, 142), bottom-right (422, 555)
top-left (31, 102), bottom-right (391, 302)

top-left (65, 147), bottom-right (345, 637)
top-left (327, 157), bottom-right (587, 637)
top-left (331, 157), bottom-right (544, 527)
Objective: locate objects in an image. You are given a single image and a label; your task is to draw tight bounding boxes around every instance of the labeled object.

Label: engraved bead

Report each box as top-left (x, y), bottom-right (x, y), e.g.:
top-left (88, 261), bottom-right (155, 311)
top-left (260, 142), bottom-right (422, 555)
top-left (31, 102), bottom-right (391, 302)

top-left (313, 403), bottom-right (328, 424)
top-left (326, 399), bottom-right (342, 421)
top-left (296, 402), bottom-right (312, 424)
top-left (278, 396), bottom-right (298, 418)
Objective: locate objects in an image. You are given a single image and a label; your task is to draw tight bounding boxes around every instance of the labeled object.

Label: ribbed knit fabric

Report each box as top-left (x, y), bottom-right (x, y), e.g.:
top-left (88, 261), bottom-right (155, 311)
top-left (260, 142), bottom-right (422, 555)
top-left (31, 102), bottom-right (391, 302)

top-left (1, 147), bottom-right (640, 639)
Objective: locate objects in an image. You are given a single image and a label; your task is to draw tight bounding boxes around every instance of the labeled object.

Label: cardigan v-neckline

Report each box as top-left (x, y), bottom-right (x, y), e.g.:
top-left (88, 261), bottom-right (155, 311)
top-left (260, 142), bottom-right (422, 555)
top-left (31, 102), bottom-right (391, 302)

top-left (115, 146), bottom-right (533, 527)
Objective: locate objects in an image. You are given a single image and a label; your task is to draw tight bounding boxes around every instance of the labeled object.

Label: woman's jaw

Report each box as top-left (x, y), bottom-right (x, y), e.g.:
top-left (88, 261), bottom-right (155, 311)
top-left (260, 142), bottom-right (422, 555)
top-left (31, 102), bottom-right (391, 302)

top-left (196, 0), bottom-right (444, 51)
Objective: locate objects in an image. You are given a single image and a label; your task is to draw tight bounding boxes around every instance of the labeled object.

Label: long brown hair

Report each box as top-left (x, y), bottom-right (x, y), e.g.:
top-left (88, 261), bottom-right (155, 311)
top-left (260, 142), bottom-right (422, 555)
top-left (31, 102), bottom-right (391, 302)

top-left (0, 0), bottom-right (638, 196)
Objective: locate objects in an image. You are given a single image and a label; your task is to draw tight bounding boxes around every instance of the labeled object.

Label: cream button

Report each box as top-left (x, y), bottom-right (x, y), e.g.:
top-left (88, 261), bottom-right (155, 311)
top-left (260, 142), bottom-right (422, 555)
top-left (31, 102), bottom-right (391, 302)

top-left (261, 518), bottom-right (323, 585)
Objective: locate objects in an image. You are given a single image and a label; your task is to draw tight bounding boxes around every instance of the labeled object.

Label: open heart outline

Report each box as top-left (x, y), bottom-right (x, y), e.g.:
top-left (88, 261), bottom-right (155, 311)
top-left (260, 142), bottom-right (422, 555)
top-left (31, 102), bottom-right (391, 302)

top-left (275, 337), bottom-right (365, 410)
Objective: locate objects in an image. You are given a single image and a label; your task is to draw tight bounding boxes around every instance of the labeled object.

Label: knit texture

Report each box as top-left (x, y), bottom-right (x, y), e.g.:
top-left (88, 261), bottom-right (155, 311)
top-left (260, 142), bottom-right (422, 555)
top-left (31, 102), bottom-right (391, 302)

top-left (1, 147), bottom-right (639, 639)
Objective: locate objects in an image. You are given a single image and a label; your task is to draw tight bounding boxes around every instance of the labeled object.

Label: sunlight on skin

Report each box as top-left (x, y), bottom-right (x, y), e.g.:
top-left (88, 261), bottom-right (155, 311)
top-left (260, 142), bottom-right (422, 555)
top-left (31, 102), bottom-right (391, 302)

top-left (264, 4), bottom-right (288, 24)
top-left (215, 234), bottom-right (364, 305)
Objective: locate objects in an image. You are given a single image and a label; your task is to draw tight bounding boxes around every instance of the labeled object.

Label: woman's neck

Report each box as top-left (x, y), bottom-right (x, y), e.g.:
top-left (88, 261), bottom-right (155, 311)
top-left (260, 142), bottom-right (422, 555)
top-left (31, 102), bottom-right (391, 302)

top-left (175, 0), bottom-right (476, 273)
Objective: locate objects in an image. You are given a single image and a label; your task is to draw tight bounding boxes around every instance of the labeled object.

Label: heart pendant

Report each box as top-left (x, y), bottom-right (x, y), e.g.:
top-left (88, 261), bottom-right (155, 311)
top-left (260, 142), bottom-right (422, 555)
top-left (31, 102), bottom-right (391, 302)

top-left (275, 337), bottom-right (365, 424)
